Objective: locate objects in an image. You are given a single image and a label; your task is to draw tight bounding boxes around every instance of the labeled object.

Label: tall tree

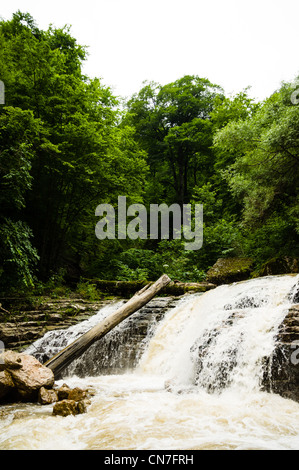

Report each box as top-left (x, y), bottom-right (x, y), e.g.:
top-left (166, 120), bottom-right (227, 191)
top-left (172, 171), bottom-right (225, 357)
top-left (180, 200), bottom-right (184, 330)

top-left (0, 107), bottom-right (40, 288)
top-left (125, 75), bottom-right (223, 207)
top-left (214, 81), bottom-right (299, 262)
top-left (0, 11), bottom-right (148, 284)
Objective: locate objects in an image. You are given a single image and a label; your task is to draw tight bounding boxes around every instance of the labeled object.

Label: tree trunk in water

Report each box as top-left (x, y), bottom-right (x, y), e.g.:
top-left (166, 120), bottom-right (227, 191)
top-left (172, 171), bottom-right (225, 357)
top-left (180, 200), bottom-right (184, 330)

top-left (44, 274), bottom-right (172, 378)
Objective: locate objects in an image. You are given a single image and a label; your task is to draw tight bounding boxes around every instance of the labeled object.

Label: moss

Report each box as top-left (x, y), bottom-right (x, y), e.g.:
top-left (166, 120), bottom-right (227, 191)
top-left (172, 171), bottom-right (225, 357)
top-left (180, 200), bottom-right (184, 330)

top-left (61, 307), bottom-right (79, 317)
top-left (206, 258), bottom-right (253, 285)
top-left (165, 282), bottom-right (215, 295)
top-left (82, 279), bottom-right (150, 298)
top-left (256, 257), bottom-right (299, 277)
top-left (82, 278), bottom-right (215, 297)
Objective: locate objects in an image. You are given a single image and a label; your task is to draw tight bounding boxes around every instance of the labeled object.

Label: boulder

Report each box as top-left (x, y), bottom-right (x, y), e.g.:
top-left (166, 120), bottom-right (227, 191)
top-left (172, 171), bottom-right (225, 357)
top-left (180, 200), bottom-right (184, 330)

top-left (0, 350), bottom-right (91, 414)
top-left (51, 383), bottom-right (90, 415)
top-left (0, 370), bottom-right (15, 399)
top-left (38, 386), bottom-right (58, 405)
top-left (67, 387), bottom-right (87, 401)
top-left (206, 258), bottom-right (253, 285)
top-left (9, 354), bottom-right (54, 400)
top-left (52, 399), bottom-right (78, 416)
top-left (259, 257), bottom-right (299, 277)
top-left (52, 399), bottom-right (87, 417)
top-left (0, 350), bottom-right (54, 402)
top-left (0, 350), bottom-right (22, 371)
top-left (57, 382), bottom-right (71, 400)
top-left (56, 383), bottom-right (87, 401)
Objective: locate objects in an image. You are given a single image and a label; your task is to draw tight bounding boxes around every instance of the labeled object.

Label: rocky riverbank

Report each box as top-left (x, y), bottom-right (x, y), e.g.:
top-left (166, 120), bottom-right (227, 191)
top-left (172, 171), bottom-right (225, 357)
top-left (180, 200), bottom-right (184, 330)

top-left (1, 271), bottom-right (299, 405)
top-left (0, 350), bottom-right (92, 416)
top-left (0, 280), bottom-right (214, 353)
top-left (262, 304), bottom-right (299, 402)
top-left (0, 297), bottom-right (113, 352)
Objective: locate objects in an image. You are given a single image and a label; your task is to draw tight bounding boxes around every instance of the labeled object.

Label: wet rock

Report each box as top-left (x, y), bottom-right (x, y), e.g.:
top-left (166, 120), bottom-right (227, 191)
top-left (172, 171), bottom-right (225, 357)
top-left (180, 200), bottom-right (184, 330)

top-left (56, 383), bottom-right (87, 402)
top-left (57, 383), bottom-right (71, 400)
top-left (38, 386), bottom-right (58, 405)
top-left (0, 350), bottom-right (54, 402)
top-left (50, 383), bottom-right (91, 416)
top-left (52, 399), bottom-right (78, 416)
top-left (0, 370), bottom-right (15, 399)
top-left (262, 304), bottom-right (299, 402)
top-left (68, 387), bottom-right (87, 401)
top-left (292, 284), bottom-right (299, 303)
top-left (52, 399), bottom-right (87, 416)
top-left (76, 400), bottom-right (88, 414)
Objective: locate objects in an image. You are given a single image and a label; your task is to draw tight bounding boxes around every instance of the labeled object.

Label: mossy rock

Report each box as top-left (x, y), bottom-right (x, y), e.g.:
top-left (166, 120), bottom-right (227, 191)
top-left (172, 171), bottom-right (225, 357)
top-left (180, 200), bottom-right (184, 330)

top-left (206, 258), bottom-right (253, 285)
top-left (165, 281), bottom-right (215, 295)
top-left (257, 257), bottom-right (299, 277)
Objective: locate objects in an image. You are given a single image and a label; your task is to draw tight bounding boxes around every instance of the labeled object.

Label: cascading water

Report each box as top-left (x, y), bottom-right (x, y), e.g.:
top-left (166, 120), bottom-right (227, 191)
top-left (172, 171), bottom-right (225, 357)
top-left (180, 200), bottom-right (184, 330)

top-left (25, 299), bottom-right (127, 364)
top-left (1, 274), bottom-right (299, 450)
top-left (25, 297), bottom-right (178, 376)
top-left (139, 274), bottom-right (299, 394)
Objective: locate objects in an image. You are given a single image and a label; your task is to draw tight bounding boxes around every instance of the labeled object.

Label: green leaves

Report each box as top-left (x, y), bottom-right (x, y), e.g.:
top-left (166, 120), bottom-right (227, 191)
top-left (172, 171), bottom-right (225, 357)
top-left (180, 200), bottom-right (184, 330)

top-left (0, 12), bottom-right (148, 287)
top-left (1, 10), bottom-right (298, 289)
top-left (0, 219), bottom-right (39, 290)
top-left (126, 75), bottom-right (223, 206)
top-left (0, 107), bottom-right (40, 212)
top-left (213, 80), bottom-right (299, 263)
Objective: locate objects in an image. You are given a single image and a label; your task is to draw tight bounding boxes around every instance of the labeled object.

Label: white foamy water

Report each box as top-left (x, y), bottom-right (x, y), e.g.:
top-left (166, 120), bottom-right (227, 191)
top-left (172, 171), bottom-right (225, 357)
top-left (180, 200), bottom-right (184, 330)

top-left (25, 299), bottom-right (126, 363)
top-left (1, 274), bottom-right (299, 450)
top-left (139, 274), bottom-right (298, 392)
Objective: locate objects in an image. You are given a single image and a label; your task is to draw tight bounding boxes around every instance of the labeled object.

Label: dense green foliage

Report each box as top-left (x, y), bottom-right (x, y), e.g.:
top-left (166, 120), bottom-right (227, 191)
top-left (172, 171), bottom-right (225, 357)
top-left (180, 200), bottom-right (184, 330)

top-left (214, 84), bottom-right (299, 262)
top-left (0, 11), bottom-right (298, 292)
top-left (0, 11), bottom-right (147, 290)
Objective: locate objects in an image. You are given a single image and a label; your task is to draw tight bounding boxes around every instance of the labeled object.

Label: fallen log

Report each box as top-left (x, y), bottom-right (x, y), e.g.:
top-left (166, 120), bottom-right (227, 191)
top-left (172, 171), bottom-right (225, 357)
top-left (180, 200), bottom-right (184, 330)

top-left (44, 274), bottom-right (171, 378)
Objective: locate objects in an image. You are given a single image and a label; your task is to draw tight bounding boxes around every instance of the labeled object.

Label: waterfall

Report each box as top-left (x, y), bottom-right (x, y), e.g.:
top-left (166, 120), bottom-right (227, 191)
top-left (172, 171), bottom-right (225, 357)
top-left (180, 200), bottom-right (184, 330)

top-left (25, 300), bottom-right (126, 363)
top-left (3, 274), bottom-right (299, 450)
top-left (25, 296), bottom-right (178, 377)
top-left (138, 274), bottom-right (299, 393)
top-left (26, 273), bottom-right (298, 394)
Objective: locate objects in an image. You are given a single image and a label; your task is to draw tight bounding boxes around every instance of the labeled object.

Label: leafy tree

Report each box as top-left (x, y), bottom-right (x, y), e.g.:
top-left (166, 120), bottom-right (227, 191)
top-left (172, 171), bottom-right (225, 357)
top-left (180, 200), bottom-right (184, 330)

top-left (0, 107), bottom-right (40, 288)
top-left (2, 10), bottom-right (298, 290)
top-left (0, 219), bottom-right (39, 290)
top-left (0, 11), bottom-right (148, 286)
top-left (125, 75), bottom-right (224, 207)
top-left (214, 81), bottom-right (299, 263)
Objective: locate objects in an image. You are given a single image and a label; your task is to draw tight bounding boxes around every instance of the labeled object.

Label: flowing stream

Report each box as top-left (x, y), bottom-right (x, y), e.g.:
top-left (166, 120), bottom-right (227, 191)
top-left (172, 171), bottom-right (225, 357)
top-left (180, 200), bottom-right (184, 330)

top-left (1, 274), bottom-right (299, 450)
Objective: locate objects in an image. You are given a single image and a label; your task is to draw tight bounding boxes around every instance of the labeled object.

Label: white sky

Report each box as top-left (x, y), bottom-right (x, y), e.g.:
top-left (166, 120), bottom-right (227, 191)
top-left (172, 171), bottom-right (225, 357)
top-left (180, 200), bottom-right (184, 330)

top-left (1, 0), bottom-right (299, 101)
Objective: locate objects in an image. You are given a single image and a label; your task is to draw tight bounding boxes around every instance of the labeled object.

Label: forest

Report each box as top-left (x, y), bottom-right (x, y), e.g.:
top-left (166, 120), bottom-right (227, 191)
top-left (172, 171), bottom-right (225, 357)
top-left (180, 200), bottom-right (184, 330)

top-left (0, 11), bottom-right (298, 295)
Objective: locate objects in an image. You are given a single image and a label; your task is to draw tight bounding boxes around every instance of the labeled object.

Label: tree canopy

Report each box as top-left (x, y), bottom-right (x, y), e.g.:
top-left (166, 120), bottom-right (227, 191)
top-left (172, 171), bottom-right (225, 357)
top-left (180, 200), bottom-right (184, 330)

top-left (0, 11), bottom-right (147, 289)
top-left (0, 11), bottom-right (298, 292)
top-left (125, 76), bottom-right (224, 207)
top-left (214, 84), bottom-right (299, 261)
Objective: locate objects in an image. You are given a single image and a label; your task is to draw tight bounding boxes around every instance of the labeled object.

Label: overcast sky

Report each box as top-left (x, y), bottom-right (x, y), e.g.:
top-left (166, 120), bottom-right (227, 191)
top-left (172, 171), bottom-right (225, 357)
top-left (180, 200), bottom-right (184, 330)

top-left (1, 0), bottom-right (299, 101)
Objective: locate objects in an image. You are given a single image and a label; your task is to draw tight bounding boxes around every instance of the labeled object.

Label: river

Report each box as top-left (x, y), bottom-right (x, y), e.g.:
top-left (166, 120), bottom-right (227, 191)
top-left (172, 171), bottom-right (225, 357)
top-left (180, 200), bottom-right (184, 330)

top-left (1, 275), bottom-right (299, 450)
